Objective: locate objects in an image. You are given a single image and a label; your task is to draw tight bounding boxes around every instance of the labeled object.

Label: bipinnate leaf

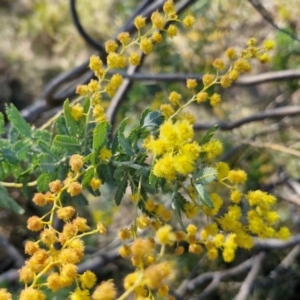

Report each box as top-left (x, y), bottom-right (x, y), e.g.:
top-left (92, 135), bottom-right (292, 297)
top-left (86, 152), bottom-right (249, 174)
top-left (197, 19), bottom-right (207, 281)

top-left (115, 174), bottom-right (128, 205)
top-left (37, 173), bottom-right (52, 192)
top-left (93, 122), bottom-right (107, 151)
top-left (0, 184), bottom-right (24, 214)
top-left (112, 118), bottom-right (128, 152)
top-left (172, 192), bottom-right (188, 232)
top-left (63, 99), bottom-right (79, 136)
top-left (194, 167), bottom-right (217, 185)
top-left (199, 124), bottom-right (219, 145)
top-left (0, 113), bottom-right (5, 135)
top-left (2, 148), bottom-right (18, 164)
top-left (13, 140), bottom-right (31, 160)
top-left (142, 110), bottom-right (164, 129)
top-left (53, 135), bottom-right (80, 152)
top-left (194, 183), bottom-right (214, 208)
top-left (39, 154), bottom-right (57, 173)
top-left (6, 104), bottom-right (32, 138)
top-left (56, 115), bottom-right (69, 135)
top-left (82, 168), bottom-right (94, 187)
top-left (118, 134), bottom-right (134, 156)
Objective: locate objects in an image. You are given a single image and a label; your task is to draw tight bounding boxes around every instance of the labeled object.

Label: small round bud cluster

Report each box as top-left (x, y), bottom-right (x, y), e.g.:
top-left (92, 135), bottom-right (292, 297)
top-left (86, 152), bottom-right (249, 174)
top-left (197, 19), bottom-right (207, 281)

top-left (67, 182), bottom-right (82, 196)
top-left (186, 79), bottom-right (197, 89)
top-left (105, 40), bottom-right (118, 53)
top-left (69, 154), bottom-right (83, 172)
top-left (151, 11), bottom-right (166, 30)
top-left (107, 52), bottom-right (126, 69)
top-left (129, 52), bottom-right (141, 66)
top-left (89, 177), bottom-right (102, 190)
top-left (183, 14), bottom-right (195, 28)
top-left (167, 24), bottom-right (178, 38)
top-left (70, 103), bottom-right (84, 121)
top-left (32, 193), bottom-right (47, 206)
top-left (118, 32), bottom-right (131, 46)
top-left (168, 91), bottom-right (182, 106)
top-left (140, 37), bottom-right (153, 54)
top-left (134, 15), bottom-right (146, 29)
top-left (202, 74), bottom-right (215, 86)
top-left (49, 180), bottom-right (63, 194)
top-left (57, 206), bottom-right (76, 221)
top-left (27, 216), bottom-right (44, 231)
top-left (152, 32), bottom-right (163, 43)
top-left (76, 85), bottom-right (89, 96)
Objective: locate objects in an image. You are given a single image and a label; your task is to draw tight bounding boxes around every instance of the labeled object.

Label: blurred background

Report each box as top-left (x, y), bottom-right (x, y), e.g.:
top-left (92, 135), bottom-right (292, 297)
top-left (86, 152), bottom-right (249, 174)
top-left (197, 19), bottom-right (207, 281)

top-left (1, 0), bottom-right (300, 299)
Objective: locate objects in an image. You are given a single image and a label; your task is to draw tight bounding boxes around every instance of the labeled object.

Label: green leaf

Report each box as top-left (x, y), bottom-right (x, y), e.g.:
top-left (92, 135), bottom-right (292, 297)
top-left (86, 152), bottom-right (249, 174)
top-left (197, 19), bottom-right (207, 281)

top-left (63, 99), bottom-right (79, 136)
top-left (56, 115), bottom-right (69, 135)
top-left (112, 118), bottom-right (128, 152)
top-left (13, 140), bottom-right (31, 160)
top-left (118, 134), bottom-right (134, 156)
top-left (37, 173), bottom-right (52, 192)
top-left (194, 183), bottom-right (214, 208)
top-left (141, 178), bottom-right (157, 194)
top-left (100, 163), bottom-right (116, 186)
top-left (8, 126), bottom-right (19, 143)
top-left (1, 148), bottom-right (18, 164)
top-left (33, 129), bottom-right (52, 143)
top-left (140, 107), bottom-right (152, 126)
top-left (19, 173), bottom-right (32, 200)
top-left (142, 110), bottom-right (164, 129)
top-left (0, 184), bottom-right (24, 214)
top-left (6, 104), bottom-right (32, 138)
top-left (72, 193), bottom-right (88, 206)
top-left (53, 135), bottom-right (80, 152)
top-left (172, 192), bottom-right (187, 232)
top-left (82, 168), bottom-right (94, 187)
top-left (115, 174), bottom-right (128, 205)
top-left (194, 167), bottom-right (217, 185)
top-left (39, 153), bottom-right (56, 173)
top-left (37, 140), bottom-right (58, 159)
top-left (0, 113), bottom-right (5, 135)
top-left (93, 121), bottom-right (107, 151)
top-left (199, 124), bottom-right (219, 145)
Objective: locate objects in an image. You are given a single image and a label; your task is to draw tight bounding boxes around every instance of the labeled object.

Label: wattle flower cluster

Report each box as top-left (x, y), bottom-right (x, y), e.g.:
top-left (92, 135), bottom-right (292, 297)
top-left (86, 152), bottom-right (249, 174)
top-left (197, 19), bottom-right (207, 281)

top-left (143, 119), bottom-right (201, 180)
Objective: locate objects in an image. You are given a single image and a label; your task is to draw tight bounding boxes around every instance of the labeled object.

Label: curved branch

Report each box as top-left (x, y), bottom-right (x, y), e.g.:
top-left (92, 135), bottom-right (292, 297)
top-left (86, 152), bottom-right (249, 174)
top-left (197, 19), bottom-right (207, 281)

top-left (109, 69), bottom-right (300, 85)
top-left (194, 105), bottom-right (300, 131)
top-left (186, 255), bottom-right (257, 298)
top-left (248, 0), bottom-right (300, 43)
top-left (0, 233), bottom-right (24, 268)
top-left (235, 252), bottom-right (265, 300)
top-left (253, 234), bottom-right (300, 250)
top-left (70, 0), bottom-right (105, 52)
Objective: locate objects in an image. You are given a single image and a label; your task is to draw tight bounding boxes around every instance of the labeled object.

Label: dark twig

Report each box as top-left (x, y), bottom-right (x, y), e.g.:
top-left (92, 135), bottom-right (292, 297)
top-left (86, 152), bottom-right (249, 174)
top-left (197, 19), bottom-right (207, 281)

top-left (194, 105), bottom-right (300, 131)
top-left (70, 0), bottom-right (105, 52)
top-left (186, 255), bottom-right (256, 298)
top-left (248, 0), bottom-right (300, 43)
top-left (0, 233), bottom-right (24, 268)
top-left (235, 252), bottom-right (265, 300)
top-left (269, 244), bottom-right (300, 280)
top-left (108, 69), bottom-right (300, 85)
top-left (253, 234), bottom-right (300, 250)
top-left (106, 0), bottom-right (197, 125)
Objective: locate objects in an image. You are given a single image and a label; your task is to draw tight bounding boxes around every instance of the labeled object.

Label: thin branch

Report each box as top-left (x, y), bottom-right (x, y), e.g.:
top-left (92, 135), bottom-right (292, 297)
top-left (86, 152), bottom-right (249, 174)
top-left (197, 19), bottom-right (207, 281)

top-left (193, 105), bottom-right (300, 131)
top-left (111, 69), bottom-right (300, 85)
top-left (186, 255), bottom-right (256, 298)
top-left (70, 0), bottom-right (105, 52)
top-left (248, 0), bottom-right (300, 43)
top-left (0, 233), bottom-right (24, 268)
top-left (241, 140), bottom-right (300, 158)
top-left (235, 252), bottom-right (265, 300)
top-left (270, 244), bottom-right (300, 278)
top-left (253, 234), bottom-right (300, 250)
